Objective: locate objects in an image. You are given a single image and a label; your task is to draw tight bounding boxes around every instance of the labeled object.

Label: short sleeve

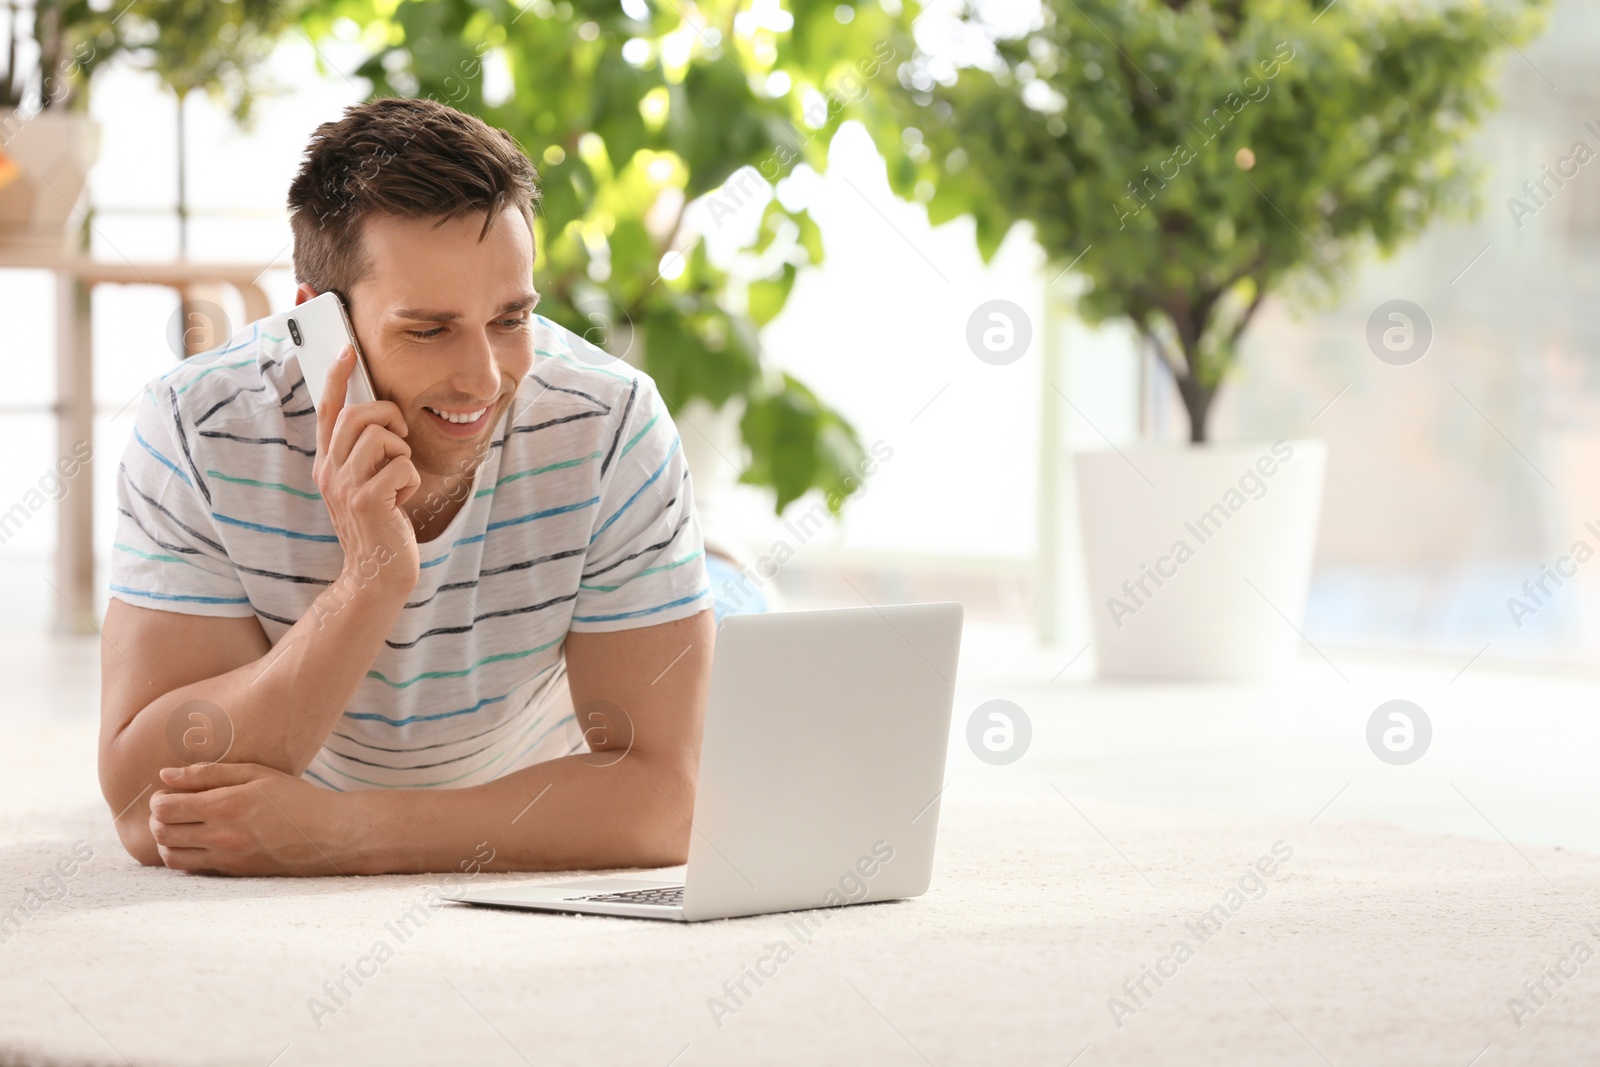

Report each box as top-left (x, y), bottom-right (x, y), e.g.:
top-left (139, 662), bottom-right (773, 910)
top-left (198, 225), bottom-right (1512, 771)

top-left (108, 382), bottom-right (255, 617)
top-left (570, 375), bottom-right (711, 632)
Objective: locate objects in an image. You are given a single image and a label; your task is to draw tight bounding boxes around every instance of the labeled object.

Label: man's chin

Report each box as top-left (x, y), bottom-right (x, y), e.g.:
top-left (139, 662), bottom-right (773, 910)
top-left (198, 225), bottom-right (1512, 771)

top-left (410, 432), bottom-right (494, 484)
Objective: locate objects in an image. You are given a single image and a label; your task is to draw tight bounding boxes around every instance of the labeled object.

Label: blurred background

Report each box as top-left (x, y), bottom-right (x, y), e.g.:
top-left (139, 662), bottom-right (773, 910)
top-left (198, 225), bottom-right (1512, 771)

top-left (0, 0), bottom-right (1593, 673)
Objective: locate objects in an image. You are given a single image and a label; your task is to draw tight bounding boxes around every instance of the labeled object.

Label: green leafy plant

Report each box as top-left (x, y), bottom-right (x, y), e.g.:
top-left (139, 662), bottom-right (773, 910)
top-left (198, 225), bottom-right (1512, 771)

top-left (857, 0), bottom-right (1549, 442)
top-left (302, 0), bottom-right (910, 511)
top-left (2, 0), bottom-right (297, 116)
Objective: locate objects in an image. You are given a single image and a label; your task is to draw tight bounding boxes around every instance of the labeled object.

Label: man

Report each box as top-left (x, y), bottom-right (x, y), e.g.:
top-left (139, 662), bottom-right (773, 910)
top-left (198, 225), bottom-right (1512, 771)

top-left (98, 98), bottom-right (715, 876)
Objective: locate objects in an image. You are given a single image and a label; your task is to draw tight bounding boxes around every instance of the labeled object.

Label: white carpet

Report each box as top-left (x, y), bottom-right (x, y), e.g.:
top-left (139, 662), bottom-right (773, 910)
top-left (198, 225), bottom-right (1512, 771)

top-left (3, 721), bottom-right (1598, 1067)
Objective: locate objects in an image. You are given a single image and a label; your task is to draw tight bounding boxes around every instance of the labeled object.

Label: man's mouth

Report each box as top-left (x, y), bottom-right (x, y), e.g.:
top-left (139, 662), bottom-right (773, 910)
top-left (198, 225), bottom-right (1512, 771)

top-left (423, 404), bottom-right (493, 435)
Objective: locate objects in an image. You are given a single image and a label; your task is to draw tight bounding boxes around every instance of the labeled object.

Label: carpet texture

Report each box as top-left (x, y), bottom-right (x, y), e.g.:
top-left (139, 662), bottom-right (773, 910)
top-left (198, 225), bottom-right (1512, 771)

top-left (3, 722), bottom-right (1597, 1067)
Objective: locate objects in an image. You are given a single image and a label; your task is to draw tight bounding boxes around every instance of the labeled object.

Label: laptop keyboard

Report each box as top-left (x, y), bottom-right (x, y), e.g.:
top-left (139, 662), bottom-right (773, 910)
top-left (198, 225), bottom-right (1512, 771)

top-left (570, 885), bottom-right (684, 908)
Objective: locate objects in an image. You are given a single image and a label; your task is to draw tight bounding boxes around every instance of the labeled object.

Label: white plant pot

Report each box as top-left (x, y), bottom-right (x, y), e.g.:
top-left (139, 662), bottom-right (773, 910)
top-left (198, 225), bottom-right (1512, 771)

top-left (0, 109), bottom-right (101, 251)
top-left (1075, 439), bottom-right (1328, 680)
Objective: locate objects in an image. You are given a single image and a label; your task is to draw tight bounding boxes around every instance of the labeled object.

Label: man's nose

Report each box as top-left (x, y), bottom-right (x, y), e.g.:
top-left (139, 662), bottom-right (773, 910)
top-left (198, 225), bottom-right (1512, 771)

top-left (453, 330), bottom-right (502, 398)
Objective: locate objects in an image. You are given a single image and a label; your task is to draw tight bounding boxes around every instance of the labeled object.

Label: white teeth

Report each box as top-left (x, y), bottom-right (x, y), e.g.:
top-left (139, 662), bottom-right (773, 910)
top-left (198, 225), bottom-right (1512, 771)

top-left (427, 406), bottom-right (487, 424)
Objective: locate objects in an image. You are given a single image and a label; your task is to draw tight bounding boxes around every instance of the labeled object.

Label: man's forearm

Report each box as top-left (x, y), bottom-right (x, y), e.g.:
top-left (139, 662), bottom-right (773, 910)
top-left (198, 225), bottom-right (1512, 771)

top-left (105, 575), bottom-right (407, 836)
top-left (337, 748), bottom-right (698, 875)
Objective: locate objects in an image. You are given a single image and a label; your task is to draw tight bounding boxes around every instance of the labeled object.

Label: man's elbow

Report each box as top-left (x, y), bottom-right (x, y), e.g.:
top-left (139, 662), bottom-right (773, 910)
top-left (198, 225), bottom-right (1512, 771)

top-left (631, 760), bottom-right (696, 867)
top-left (113, 813), bottom-right (163, 868)
top-left (635, 820), bottom-right (692, 868)
top-left (99, 745), bottom-right (164, 867)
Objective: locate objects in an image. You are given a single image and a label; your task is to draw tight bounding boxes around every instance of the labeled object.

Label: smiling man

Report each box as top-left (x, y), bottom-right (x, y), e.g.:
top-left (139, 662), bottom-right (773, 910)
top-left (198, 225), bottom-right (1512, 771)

top-left (98, 98), bottom-right (715, 875)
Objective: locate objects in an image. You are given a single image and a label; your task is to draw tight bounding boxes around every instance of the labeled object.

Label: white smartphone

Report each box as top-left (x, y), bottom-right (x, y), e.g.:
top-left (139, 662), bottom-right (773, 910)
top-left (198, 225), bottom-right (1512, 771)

top-left (288, 291), bottom-right (377, 410)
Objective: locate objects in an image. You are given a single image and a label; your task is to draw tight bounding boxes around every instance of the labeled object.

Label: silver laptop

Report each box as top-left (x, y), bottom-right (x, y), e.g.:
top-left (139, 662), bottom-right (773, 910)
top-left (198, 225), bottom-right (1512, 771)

top-left (442, 602), bottom-right (963, 921)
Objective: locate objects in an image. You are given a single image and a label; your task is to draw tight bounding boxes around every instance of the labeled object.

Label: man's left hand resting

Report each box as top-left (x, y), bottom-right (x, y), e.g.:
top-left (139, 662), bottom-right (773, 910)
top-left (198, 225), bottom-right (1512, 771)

top-left (149, 762), bottom-right (346, 876)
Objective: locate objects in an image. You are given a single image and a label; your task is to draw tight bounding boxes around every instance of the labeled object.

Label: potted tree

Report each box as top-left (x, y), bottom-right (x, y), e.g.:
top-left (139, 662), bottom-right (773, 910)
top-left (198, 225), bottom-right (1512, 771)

top-left (859, 0), bottom-right (1547, 677)
top-left (0, 0), bottom-right (299, 251)
top-left (0, 0), bottom-right (105, 248)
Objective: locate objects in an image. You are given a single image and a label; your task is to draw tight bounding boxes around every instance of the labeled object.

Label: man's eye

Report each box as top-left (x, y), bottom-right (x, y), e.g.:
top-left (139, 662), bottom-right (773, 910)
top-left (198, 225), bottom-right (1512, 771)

top-left (498, 315), bottom-right (530, 329)
top-left (407, 327), bottom-right (445, 339)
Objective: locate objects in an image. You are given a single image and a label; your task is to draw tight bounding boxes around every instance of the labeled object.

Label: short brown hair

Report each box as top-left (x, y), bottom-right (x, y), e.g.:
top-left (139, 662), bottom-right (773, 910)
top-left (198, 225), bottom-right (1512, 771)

top-left (287, 97), bottom-right (541, 299)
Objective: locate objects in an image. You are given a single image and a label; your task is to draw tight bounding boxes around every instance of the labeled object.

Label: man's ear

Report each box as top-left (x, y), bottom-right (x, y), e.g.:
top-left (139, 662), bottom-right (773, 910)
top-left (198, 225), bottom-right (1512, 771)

top-left (293, 282), bottom-right (318, 306)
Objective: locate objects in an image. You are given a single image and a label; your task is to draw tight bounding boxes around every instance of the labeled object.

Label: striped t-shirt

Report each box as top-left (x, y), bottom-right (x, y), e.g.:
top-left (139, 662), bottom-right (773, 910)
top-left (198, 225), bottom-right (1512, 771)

top-left (109, 311), bottom-right (711, 791)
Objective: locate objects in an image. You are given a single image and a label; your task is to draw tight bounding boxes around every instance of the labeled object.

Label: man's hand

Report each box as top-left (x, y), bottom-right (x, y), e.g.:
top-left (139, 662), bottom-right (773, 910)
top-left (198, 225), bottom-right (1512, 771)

top-left (314, 343), bottom-right (422, 594)
top-left (148, 763), bottom-right (356, 876)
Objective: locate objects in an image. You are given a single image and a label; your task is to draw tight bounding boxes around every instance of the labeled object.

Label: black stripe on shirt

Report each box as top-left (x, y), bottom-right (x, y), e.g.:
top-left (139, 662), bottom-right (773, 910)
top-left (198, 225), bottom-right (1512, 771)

top-left (120, 464), bottom-right (226, 554)
top-left (600, 378), bottom-right (638, 476)
top-left (233, 562), bottom-right (333, 585)
top-left (118, 506), bottom-right (205, 557)
top-left (490, 409), bottom-right (608, 449)
top-left (195, 382), bottom-right (270, 427)
top-left (398, 546), bottom-right (587, 611)
top-left (169, 388), bottom-right (211, 506)
top-left (256, 607), bottom-right (298, 627)
top-left (384, 591), bottom-right (578, 649)
top-left (198, 430), bottom-right (316, 457)
top-left (580, 513), bottom-right (690, 580)
top-left (529, 373), bottom-right (613, 413)
top-left (318, 734), bottom-right (511, 772)
top-left (331, 708), bottom-right (526, 753)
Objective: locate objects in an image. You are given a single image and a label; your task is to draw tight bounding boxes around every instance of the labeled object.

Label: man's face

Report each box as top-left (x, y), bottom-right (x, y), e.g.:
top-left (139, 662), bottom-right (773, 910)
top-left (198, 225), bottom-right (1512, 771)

top-left (329, 206), bottom-right (537, 481)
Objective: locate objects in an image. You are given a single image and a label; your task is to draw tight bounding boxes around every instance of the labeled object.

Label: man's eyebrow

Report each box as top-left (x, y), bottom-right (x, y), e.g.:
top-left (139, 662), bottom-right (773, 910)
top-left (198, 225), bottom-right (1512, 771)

top-left (389, 294), bottom-right (540, 322)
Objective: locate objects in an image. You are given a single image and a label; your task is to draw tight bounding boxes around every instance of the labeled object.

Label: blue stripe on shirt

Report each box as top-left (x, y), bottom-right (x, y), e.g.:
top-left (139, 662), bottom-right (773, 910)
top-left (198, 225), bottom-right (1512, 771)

top-left (109, 583), bottom-right (250, 605)
top-left (487, 496), bottom-right (600, 532)
top-left (572, 587), bottom-right (710, 624)
top-left (133, 428), bottom-right (193, 486)
top-left (340, 688), bottom-right (517, 727)
top-left (302, 766), bottom-right (344, 791)
top-left (161, 325), bottom-right (261, 379)
top-left (415, 497), bottom-right (600, 570)
top-left (590, 437), bottom-right (678, 544)
top-left (210, 512), bottom-right (340, 541)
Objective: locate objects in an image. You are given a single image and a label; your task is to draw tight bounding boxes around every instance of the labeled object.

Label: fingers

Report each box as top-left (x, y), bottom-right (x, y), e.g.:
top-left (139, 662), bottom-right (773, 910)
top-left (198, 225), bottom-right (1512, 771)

top-left (328, 401), bottom-right (408, 468)
top-left (343, 420), bottom-right (412, 480)
top-left (155, 844), bottom-right (214, 872)
top-left (366, 454), bottom-right (422, 509)
top-left (150, 817), bottom-right (213, 849)
top-left (149, 792), bottom-right (216, 869)
top-left (315, 344), bottom-right (355, 459)
top-left (149, 789), bottom-right (204, 826)
top-left (158, 762), bottom-right (273, 793)
top-left (306, 347), bottom-right (420, 587)
top-left (149, 785), bottom-right (246, 873)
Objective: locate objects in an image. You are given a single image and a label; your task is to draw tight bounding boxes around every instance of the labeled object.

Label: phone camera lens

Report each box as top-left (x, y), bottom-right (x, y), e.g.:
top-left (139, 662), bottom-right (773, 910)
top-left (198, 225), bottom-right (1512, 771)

top-left (287, 318), bottom-right (303, 346)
